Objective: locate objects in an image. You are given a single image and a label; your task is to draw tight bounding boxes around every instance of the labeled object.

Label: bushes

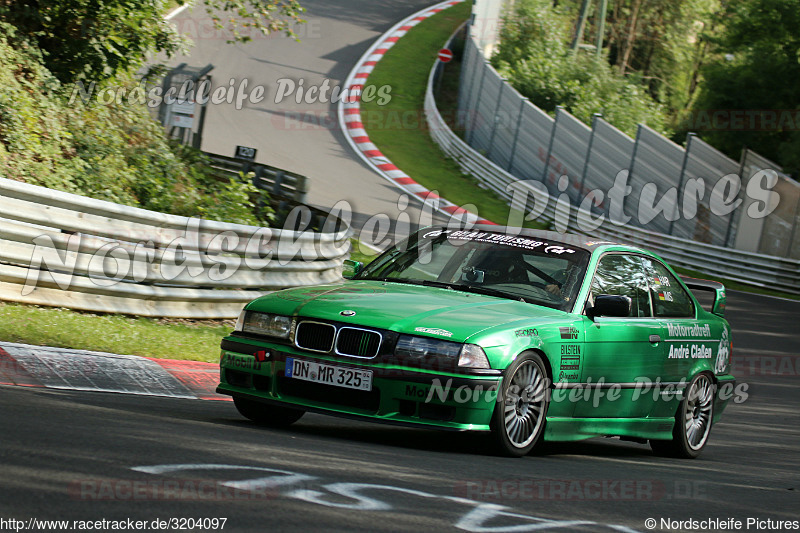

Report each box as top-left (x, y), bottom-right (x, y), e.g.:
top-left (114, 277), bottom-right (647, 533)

top-left (492, 0), bottom-right (668, 137)
top-left (0, 23), bottom-right (268, 226)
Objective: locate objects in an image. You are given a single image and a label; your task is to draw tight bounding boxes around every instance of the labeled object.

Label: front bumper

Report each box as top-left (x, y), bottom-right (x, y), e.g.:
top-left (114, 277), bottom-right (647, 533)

top-left (217, 338), bottom-right (502, 431)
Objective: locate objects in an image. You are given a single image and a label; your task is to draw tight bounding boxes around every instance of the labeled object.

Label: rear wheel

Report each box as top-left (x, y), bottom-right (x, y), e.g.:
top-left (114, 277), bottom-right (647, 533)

top-left (233, 396), bottom-right (305, 427)
top-left (490, 353), bottom-right (549, 457)
top-left (650, 373), bottom-right (715, 458)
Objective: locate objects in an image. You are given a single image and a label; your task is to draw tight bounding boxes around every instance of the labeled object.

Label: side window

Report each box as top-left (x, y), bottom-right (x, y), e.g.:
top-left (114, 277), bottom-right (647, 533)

top-left (641, 259), bottom-right (695, 318)
top-left (590, 254), bottom-right (651, 318)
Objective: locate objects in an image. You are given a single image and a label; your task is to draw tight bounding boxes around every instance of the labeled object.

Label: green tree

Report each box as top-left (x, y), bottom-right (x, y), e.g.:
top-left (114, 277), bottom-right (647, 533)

top-left (689, 0), bottom-right (800, 176)
top-left (0, 0), bottom-right (305, 83)
top-left (493, 0), bottom-right (667, 137)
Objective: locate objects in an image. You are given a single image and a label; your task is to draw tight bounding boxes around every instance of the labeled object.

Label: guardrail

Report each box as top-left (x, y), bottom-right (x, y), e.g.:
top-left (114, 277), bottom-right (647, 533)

top-left (205, 153), bottom-right (309, 204)
top-left (0, 177), bottom-right (351, 318)
top-left (425, 37), bottom-right (800, 294)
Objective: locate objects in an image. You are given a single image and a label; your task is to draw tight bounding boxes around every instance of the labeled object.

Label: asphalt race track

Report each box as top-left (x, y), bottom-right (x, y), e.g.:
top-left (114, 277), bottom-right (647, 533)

top-left (165, 0), bottom-right (451, 233)
top-left (1, 290), bottom-right (798, 532)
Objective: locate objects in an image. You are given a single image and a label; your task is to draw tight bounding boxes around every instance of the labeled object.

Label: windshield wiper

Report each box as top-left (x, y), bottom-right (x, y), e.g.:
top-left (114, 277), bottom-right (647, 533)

top-left (362, 277), bottom-right (424, 286)
top-left (453, 284), bottom-right (528, 303)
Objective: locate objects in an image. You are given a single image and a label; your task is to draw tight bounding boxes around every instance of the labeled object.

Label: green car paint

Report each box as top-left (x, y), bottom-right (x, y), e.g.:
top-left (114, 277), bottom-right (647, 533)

top-left (217, 226), bottom-right (736, 458)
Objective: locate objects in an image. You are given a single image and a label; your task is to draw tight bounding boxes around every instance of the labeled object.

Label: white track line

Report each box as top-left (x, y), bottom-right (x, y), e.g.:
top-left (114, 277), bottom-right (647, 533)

top-left (337, 0), bottom-right (495, 226)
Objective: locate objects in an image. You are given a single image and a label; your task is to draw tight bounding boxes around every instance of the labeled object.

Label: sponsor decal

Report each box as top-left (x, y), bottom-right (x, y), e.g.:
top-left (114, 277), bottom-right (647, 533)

top-left (657, 291), bottom-right (673, 302)
top-left (514, 328), bottom-right (539, 338)
top-left (667, 344), bottom-right (713, 359)
top-left (253, 350), bottom-right (269, 363)
top-left (405, 384), bottom-right (431, 399)
top-left (221, 353), bottom-right (262, 370)
top-left (584, 241), bottom-right (616, 246)
top-left (665, 323), bottom-right (711, 338)
top-left (715, 327), bottom-right (730, 374)
top-left (653, 275), bottom-right (670, 287)
top-left (560, 359), bottom-right (580, 371)
top-left (559, 326), bottom-right (579, 340)
top-left (560, 344), bottom-right (581, 356)
top-left (558, 370), bottom-right (580, 381)
top-left (414, 327), bottom-right (453, 338)
top-left (442, 230), bottom-right (577, 254)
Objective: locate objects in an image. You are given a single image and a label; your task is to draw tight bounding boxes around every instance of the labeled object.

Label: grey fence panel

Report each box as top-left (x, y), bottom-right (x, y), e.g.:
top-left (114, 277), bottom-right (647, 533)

top-left (760, 176), bottom-right (800, 258)
top-left (628, 125), bottom-right (685, 235)
top-left (675, 136), bottom-right (741, 246)
top-left (508, 102), bottom-right (554, 181)
top-left (487, 83), bottom-right (520, 170)
top-left (582, 118), bottom-right (635, 220)
top-left (458, 37), bottom-right (483, 132)
top-left (456, 36), bottom-right (476, 129)
top-left (470, 69), bottom-right (504, 153)
top-left (546, 108), bottom-right (592, 203)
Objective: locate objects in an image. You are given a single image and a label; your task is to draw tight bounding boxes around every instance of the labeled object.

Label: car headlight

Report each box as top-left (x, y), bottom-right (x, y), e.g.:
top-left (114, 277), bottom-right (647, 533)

top-left (236, 311), bottom-right (292, 339)
top-left (394, 336), bottom-right (491, 369)
top-left (395, 335), bottom-right (461, 359)
top-left (458, 344), bottom-right (491, 369)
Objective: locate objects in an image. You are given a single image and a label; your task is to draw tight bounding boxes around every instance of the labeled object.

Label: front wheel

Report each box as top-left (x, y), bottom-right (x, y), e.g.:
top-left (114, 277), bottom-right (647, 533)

top-left (233, 396), bottom-right (305, 427)
top-left (490, 353), bottom-right (550, 457)
top-left (650, 373), bottom-right (715, 458)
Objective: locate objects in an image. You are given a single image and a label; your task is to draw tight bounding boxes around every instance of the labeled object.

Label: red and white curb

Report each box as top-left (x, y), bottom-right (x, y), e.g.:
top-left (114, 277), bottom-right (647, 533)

top-left (0, 342), bottom-right (227, 401)
top-left (337, 0), bottom-right (495, 226)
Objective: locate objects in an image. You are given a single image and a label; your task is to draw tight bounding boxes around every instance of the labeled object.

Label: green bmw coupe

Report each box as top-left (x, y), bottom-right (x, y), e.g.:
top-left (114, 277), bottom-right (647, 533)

top-left (217, 226), bottom-right (735, 458)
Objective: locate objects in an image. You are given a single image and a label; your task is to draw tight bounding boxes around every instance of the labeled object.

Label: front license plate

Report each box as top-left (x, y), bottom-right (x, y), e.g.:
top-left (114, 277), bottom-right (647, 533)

top-left (285, 357), bottom-right (373, 392)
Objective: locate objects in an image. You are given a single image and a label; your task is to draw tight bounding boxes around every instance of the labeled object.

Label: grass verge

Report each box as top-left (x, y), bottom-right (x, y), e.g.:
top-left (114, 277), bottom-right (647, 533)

top-left (0, 302), bottom-right (231, 363)
top-left (360, 2), bottom-right (544, 229)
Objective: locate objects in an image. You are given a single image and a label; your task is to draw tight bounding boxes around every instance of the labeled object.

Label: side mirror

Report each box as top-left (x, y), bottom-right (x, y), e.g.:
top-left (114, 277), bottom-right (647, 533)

top-left (586, 295), bottom-right (631, 319)
top-left (342, 259), bottom-right (364, 279)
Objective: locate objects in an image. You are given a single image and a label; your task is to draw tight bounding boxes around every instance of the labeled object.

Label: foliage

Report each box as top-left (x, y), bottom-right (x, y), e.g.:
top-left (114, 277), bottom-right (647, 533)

top-left (0, 25), bottom-right (271, 225)
top-left (492, 0), bottom-right (667, 137)
top-left (690, 0), bottom-right (800, 176)
top-left (0, 0), bottom-right (305, 83)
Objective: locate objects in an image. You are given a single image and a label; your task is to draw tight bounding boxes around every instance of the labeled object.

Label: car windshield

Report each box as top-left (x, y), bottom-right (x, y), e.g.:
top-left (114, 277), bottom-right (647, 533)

top-left (357, 229), bottom-right (590, 311)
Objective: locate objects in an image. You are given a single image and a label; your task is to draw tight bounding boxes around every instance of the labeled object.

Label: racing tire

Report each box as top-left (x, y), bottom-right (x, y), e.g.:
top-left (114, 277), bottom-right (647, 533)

top-left (233, 396), bottom-right (305, 427)
top-left (650, 373), bottom-right (715, 459)
top-left (490, 352), bottom-right (550, 457)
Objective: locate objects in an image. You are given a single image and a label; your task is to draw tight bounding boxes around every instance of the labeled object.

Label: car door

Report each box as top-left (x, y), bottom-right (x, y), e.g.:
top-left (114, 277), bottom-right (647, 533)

top-left (574, 253), bottom-right (664, 419)
top-left (640, 258), bottom-right (708, 384)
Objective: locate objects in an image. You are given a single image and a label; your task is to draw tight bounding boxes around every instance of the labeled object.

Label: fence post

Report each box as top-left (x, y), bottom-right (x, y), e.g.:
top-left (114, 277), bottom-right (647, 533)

top-left (487, 79), bottom-right (506, 161)
top-left (507, 97), bottom-right (527, 173)
top-left (579, 113), bottom-right (602, 196)
top-left (542, 107), bottom-right (564, 187)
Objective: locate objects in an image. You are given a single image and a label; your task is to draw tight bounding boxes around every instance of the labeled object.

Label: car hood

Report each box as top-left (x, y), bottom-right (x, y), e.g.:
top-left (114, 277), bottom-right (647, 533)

top-left (248, 280), bottom-right (567, 342)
